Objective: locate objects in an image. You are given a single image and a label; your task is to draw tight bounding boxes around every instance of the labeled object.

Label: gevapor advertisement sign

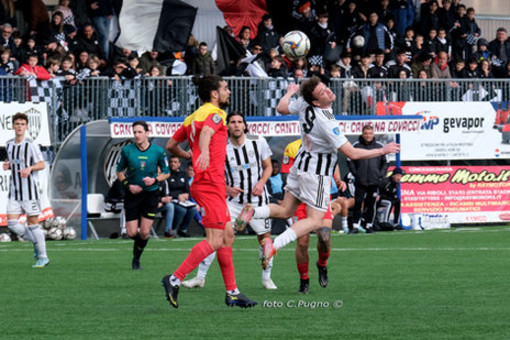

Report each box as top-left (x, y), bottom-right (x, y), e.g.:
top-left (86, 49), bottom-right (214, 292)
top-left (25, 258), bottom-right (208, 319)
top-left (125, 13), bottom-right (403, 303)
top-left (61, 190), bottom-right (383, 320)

top-left (400, 166), bottom-right (510, 224)
top-left (377, 102), bottom-right (510, 160)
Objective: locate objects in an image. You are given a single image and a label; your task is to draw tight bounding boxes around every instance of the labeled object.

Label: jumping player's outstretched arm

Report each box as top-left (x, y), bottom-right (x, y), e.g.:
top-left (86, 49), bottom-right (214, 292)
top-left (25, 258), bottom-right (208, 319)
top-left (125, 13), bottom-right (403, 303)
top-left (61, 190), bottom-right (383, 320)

top-left (276, 83), bottom-right (300, 115)
top-left (339, 141), bottom-right (400, 160)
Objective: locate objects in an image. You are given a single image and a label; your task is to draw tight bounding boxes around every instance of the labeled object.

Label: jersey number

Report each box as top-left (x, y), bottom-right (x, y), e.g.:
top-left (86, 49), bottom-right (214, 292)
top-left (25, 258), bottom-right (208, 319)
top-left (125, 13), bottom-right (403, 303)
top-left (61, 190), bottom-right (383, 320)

top-left (302, 107), bottom-right (316, 133)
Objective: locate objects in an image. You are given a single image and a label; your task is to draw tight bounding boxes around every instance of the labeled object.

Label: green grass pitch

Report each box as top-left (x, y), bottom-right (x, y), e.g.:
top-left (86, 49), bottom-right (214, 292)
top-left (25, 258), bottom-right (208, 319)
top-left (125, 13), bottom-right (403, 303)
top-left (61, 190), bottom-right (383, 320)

top-left (1, 226), bottom-right (509, 339)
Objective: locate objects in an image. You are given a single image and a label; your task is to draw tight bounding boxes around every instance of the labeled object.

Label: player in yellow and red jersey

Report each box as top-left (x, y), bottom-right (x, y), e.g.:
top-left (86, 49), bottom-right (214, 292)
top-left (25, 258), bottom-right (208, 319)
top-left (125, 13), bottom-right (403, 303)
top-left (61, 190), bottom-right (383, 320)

top-left (281, 138), bottom-right (343, 294)
top-left (162, 76), bottom-right (257, 309)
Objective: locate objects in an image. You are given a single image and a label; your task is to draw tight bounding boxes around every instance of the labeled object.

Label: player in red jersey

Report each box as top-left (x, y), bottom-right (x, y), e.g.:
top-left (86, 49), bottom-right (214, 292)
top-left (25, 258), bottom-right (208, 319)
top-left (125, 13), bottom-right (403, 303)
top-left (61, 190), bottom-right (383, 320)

top-left (281, 139), bottom-right (344, 293)
top-left (161, 75), bottom-right (257, 309)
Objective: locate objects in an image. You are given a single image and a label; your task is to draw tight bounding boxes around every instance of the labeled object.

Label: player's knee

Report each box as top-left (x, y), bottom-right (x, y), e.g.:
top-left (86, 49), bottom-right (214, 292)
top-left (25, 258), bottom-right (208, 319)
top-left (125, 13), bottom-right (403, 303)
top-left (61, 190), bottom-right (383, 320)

top-left (316, 226), bottom-right (331, 246)
top-left (7, 219), bottom-right (23, 235)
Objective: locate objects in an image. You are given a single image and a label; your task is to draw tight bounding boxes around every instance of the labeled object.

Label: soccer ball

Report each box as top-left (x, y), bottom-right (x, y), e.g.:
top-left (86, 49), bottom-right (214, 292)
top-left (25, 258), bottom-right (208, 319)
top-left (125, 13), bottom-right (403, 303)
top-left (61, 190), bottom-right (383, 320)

top-left (0, 233), bottom-right (11, 242)
top-left (55, 216), bottom-right (67, 229)
top-left (44, 217), bottom-right (58, 229)
top-left (48, 227), bottom-right (63, 240)
top-left (352, 35), bottom-right (365, 49)
top-left (282, 31), bottom-right (310, 59)
top-left (64, 227), bottom-right (77, 240)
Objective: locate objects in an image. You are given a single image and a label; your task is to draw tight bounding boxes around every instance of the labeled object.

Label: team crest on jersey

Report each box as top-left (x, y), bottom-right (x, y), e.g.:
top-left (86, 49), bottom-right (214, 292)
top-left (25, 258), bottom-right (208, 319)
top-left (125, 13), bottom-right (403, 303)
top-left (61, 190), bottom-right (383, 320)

top-left (25, 108), bottom-right (42, 140)
top-left (333, 127), bottom-right (340, 135)
top-left (212, 113), bottom-right (222, 124)
top-left (140, 161), bottom-right (146, 170)
top-left (283, 155), bottom-right (290, 164)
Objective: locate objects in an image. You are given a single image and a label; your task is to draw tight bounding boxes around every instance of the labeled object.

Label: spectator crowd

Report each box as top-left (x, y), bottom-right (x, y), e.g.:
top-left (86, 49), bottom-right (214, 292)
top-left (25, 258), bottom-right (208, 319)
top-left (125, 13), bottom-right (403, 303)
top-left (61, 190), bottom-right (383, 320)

top-left (0, 0), bottom-right (509, 84)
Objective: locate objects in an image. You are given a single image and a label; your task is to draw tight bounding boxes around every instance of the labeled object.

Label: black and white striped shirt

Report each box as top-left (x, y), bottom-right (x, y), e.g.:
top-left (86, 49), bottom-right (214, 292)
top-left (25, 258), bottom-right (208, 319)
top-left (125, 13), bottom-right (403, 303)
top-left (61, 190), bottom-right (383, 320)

top-left (6, 137), bottom-right (44, 201)
top-left (289, 97), bottom-right (348, 176)
top-left (225, 135), bottom-right (272, 206)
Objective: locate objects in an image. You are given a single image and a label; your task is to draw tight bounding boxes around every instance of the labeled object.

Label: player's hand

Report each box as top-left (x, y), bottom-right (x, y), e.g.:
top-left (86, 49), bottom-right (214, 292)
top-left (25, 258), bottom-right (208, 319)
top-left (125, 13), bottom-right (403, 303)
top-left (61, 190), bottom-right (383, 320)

top-left (2, 159), bottom-right (9, 171)
top-left (252, 181), bottom-right (265, 196)
top-left (196, 153), bottom-right (210, 171)
top-left (286, 83), bottom-right (299, 95)
top-left (130, 185), bottom-right (143, 194)
top-left (337, 180), bottom-right (347, 192)
top-left (383, 142), bottom-right (400, 155)
top-left (227, 186), bottom-right (243, 197)
top-left (142, 176), bottom-right (156, 186)
top-left (19, 167), bottom-right (32, 178)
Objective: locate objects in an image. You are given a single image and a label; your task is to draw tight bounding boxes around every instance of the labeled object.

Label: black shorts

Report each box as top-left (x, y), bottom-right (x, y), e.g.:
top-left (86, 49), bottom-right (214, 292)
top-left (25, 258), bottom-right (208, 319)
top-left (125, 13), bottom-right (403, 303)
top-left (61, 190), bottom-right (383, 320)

top-left (124, 190), bottom-right (160, 222)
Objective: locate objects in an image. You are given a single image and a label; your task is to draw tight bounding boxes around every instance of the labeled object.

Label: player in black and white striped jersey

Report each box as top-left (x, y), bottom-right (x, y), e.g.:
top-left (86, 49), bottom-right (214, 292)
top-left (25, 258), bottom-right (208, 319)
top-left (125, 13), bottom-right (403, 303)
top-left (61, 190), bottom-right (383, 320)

top-left (236, 77), bottom-right (400, 267)
top-left (182, 111), bottom-right (278, 290)
top-left (3, 112), bottom-right (49, 268)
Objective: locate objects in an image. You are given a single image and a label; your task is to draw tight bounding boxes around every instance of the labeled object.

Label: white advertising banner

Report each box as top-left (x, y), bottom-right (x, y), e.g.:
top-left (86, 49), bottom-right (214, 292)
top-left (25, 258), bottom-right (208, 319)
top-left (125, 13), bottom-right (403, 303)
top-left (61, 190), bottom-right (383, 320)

top-left (397, 102), bottom-right (510, 160)
top-left (109, 116), bottom-right (422, 138)
top-left (0, 102), bottom-right (52, 146)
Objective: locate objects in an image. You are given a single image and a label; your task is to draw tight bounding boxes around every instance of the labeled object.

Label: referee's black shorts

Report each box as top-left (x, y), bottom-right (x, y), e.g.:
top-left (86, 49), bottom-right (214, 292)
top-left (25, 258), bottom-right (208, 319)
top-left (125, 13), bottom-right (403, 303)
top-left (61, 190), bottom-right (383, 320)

top-left (124, 190), bottom-right (160, 222)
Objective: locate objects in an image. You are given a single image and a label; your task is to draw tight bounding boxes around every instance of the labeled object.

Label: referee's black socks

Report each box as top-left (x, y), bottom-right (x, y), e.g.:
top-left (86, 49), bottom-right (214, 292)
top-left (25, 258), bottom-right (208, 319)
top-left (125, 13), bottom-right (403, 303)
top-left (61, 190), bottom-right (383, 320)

top-left (132, 233), bottom-right (149, 260)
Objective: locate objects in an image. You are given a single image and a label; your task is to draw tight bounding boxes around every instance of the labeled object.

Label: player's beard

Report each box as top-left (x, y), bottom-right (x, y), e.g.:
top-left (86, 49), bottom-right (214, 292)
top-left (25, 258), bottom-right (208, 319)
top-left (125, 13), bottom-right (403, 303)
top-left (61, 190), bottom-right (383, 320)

top-left (219, 98), bottom-right (230, 109)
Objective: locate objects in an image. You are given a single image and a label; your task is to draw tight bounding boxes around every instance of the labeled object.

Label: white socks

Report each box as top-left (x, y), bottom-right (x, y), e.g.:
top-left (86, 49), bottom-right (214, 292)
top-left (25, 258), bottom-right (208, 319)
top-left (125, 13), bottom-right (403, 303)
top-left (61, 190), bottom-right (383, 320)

top-left (273, 228), bottom-right (297, 250)
top-left (253, 206), bottom-right (270, 219)
top-left (8, 220), bottom-right (47, 259)
top-left (197, 251), bottom-right (216, 279)
top-left (28, 225), bottom-right (47, 259)
top-left (341, 216), bottom-right (348, 229)
top-left (259, 246), bottom-right (274, 280)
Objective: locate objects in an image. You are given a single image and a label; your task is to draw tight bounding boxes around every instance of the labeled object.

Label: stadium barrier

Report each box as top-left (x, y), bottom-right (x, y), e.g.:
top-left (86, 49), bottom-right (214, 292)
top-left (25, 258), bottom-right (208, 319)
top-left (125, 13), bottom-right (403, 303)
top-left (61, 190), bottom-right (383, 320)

top-left (1, 76), bottom-right (510, 146)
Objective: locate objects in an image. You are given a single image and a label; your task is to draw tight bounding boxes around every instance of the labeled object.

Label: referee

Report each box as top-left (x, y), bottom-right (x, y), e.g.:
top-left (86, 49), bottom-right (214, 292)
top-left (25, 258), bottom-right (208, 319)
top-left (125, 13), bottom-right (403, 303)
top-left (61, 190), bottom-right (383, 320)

top-left (116, 120), bottom-right (170, 270)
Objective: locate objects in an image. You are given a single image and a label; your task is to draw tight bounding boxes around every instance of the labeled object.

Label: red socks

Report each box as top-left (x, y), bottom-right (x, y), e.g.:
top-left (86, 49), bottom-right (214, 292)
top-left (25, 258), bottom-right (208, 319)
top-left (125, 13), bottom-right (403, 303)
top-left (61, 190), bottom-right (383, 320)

top-left (217, 247), bottom-right (237, 291)
top-left (317, 251), bottom-right (330, 267)
top-left (297, 262), bottom-right (309, 280)
top-left (174, 240), bottom-right (214, 280)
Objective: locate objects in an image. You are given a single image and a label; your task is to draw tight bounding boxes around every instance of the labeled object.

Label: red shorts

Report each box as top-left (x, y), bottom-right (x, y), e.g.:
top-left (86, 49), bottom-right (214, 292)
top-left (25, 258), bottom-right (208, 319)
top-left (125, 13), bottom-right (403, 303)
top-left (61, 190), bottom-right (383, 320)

top-left (295, 203), bottom-right (332, 221)
top-left (190, 183), bottom-right (230, 230)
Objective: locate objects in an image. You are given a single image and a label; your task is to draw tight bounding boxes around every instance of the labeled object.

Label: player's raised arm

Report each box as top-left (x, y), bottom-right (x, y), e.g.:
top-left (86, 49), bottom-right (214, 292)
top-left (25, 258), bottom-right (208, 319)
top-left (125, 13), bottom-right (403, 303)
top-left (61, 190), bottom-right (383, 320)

top-left (276, 83), bottom-right (300, 115)
top-left (339, 141), bottom-right (400, 160)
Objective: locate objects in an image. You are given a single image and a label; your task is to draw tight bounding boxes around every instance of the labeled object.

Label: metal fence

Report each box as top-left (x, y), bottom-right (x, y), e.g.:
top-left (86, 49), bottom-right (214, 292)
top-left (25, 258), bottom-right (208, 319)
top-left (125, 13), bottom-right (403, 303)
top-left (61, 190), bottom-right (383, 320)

top-left (1, 76), bottom-right (510, 145)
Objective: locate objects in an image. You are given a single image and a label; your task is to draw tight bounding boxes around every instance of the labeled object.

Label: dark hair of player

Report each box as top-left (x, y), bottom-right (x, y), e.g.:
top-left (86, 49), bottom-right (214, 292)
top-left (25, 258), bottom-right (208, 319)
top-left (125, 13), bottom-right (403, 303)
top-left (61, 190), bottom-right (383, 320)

top-left (132, 120), bottom-right (149, 131)
top-left (300, 76), bottom-right (321, 106)
top-left (12, 112), bottom-right (28, 123)
top-left (226, 111), bottom-right (249, 133)
top-left (192, 75), bottom-right (224, 103)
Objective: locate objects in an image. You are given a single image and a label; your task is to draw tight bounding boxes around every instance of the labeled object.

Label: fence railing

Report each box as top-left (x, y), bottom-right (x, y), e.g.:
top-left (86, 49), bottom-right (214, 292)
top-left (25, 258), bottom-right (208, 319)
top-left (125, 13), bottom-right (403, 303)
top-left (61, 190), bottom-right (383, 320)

top-left (1, 76), bottom-right (509, 145)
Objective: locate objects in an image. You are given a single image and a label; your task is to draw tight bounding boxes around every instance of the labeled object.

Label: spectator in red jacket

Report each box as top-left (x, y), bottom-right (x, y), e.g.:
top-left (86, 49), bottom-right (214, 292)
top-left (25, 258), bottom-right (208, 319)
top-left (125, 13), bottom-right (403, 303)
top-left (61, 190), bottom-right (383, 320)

top-left (14, 52), bottom-right (51, 80)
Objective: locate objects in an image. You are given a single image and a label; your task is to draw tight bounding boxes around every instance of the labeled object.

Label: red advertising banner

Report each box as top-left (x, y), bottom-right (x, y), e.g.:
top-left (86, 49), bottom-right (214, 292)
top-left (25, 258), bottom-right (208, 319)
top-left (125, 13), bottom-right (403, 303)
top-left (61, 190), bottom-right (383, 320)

top-left (400, 166), bottom-right (510, 224)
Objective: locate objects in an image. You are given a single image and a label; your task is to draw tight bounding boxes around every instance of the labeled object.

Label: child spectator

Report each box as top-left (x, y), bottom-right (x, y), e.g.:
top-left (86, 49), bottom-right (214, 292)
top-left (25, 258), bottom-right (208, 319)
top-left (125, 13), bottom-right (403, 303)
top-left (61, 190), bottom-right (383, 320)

top-left (425, 28), bottom-right (438, 57)
top-left (435, 28), bottom-right (451, 58)
top-left (10, 32), bottom-right (24, 64)
top-left (0, 46), bottom-right (15, 74)
top-left (24, 36), bottom-right (43, 64)
top-left (191, 42), bottom-right (215, 76)
top-left (46, 56), bottom-right (61, 78)
top-left (54, 0), bottom-right (76, 28)
top-left (14, 52), bottom-right (51, 80)
top-left (75, 49), bottom-right (88, 71)
top-left (128, 55), bottom-right (143, 75)
top-left (463, 7), bottom-right (481, 60)
top-left (57, 55), bottom-right (77, 84)
top-left (267, 55), bottom-right (288, 78)
top-left (85, 55), bottom-right (101, 77)
top-left (473, 38), bottom-right (492, 64)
